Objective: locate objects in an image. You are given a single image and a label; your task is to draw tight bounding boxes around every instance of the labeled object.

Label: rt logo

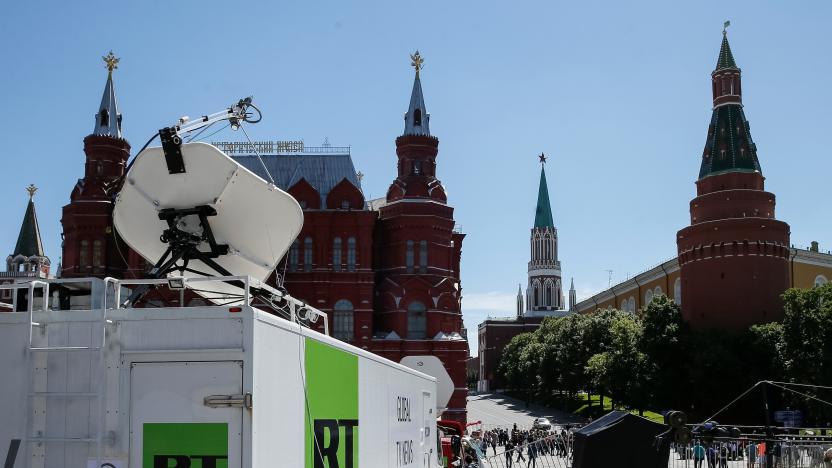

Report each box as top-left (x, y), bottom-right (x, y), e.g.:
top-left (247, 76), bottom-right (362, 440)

top-left (313, 419), bottom-right (359, 468)
top-left (152, 455), bottom-right (228, 467)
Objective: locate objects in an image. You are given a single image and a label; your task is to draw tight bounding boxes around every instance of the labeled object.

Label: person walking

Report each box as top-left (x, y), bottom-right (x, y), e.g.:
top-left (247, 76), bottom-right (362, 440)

top-left (707, 444), bottom-right (716, 468)
top-left (505, 440), bottom-right (514, 468)
top-left (526, 439), bottom-right (537, 468)
top-left (515, 439), bottom-right (526, 463)
top-left (718, 443), bottom-right (728, 468)
top-left (746, 441), bottom-right (757, 468)
top-left (693, 441), bottom-right (706, 468)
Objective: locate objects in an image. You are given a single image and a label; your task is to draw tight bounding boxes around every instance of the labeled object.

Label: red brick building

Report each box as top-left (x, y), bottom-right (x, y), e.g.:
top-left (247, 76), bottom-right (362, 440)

top-left (60, 53), bottom-right (470, 423)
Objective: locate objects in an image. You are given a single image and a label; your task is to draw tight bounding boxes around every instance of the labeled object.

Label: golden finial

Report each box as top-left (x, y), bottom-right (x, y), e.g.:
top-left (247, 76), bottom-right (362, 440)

top-left (26, 184), bottom-right (37, 199)
top-left (410, 50), bottom-right (424, 77)
top-left (102, 50), bottom-right (120, 73)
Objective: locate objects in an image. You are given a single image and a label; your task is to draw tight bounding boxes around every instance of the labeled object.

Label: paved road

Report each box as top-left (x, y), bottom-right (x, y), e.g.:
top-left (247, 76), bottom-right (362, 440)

top-left (467, 392), bottom-right (584, 430)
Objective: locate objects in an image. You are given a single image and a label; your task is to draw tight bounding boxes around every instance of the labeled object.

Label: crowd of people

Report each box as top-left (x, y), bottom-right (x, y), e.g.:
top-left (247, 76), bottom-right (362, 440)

top-left (674, 438), bottom-right (832, 468)
top-left (469, 423), bottom-right (575, 467)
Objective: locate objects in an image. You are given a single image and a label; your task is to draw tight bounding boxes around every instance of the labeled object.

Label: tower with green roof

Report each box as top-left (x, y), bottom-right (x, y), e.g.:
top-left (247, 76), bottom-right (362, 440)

top-left (676, 26), bottom-right (790, 330)
top-left (5, 185), bottom-right (50, 278)
top-left (526, 154), bottom-right (563, 313)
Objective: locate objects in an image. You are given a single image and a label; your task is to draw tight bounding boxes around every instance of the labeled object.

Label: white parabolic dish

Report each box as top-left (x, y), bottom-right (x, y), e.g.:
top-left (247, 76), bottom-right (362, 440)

top-left (113, 142), bottom-right (303, 299)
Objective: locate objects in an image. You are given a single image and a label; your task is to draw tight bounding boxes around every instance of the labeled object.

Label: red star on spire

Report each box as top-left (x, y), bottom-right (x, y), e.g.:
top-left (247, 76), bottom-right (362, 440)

top-left (539, 153), bottom-right (547, 164)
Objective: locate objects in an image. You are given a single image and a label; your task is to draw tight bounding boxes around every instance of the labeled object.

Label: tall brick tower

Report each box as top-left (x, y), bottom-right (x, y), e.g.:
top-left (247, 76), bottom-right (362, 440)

top-left (61, 52), bottom-right (145, 279)
top-left (372, 51), bottom-right (468, 423)
top-left (677, 29), bottom-right (790, 330)
top-left (526, 154), bottom-right (563, 312)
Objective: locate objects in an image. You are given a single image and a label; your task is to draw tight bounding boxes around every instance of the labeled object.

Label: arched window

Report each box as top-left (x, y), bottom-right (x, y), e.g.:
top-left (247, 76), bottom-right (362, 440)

top-left (674, 278), bottom-right (682, 305)
top-left (79, 240), bottom-right (90, 270)
top-left (814, 275), bottom-right (828, 288)
top-left (99, 109), bottom-right (109, 127)
top-left (333, 299), bottom-right (354, 342)
top-left (303, 237), bottom-right (313, 272)
top-left (289, 240), bottom-right (299, 272)
top-left (347, 237), bottom-right (356, 272)
top-left (413, 109), bottom-right (422, 127)
top-left (645, 289), bottom-right (654, 305)
top-left (92, 240), bottom-right (103, 268)
top-left (407, 301), bottom-right (427, 339)
top-left (628, 297), bottom-right (635, 313)
top-left (654, 286), bottom-right (662, 297)
top-left (406, 240), bottom-right (414, 273)
top-left (419, 240), bottom-right (428, 273)
top-left (621, 300), bottom-right (627, 310)
top-left (533, 282), bottom-right (540, 307)
top-left (332, 237), bottom-right (342, 272)
top-left (544, 282), bottom-right (553, 307)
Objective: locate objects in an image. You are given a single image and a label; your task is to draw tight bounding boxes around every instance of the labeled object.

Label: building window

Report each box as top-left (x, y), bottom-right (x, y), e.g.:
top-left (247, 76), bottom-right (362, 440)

top-left (814, 275), bottom-right (828, 288)
top-left (406, 240), bottom-right (414, 273)
top-left (654, 286), bottom-right (662, 297)
top-left (99, 109), bottom-right (109, 127)
top-left (419, 240), bottom-right (428, 273)
top-left (674, 278), bottom-right (682, 304)
top-left (544, 283), bottom-right (553, 307)
top-left (303, 237), bottom-right (313, 272)
top-left (333, 299), bottom-right (354, 342)
top-left (347, 237), bottom-right (356, 272)
top-left (413, 109), bottom-right (422, 127)
top-left (332, 237), bottom-right (342, 272)
top-left (645, 289), bottom-right (654, 305)
top-left (79, 240), bottom-right (90, 270)
top-left (533, 283), bottom-right (540, 307)
top-left (288, 240), bottom-right (299, 272)
top-left (340, 200), bottom-right (350, 210)
top-left (407, 301), bottom-right (427, 339)
top-left (92, 240), bottom-right (103, 268)
top-left (628, 297), bottom-right (635, 313)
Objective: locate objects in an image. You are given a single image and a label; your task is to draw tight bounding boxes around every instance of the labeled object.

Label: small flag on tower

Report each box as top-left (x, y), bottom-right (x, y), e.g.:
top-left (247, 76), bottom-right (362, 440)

top-left (723, 20), bottom-right (731, 34)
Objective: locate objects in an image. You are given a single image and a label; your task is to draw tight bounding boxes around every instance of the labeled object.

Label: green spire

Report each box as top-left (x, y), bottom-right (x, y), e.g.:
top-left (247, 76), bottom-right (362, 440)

top-left (715, 32), bottom-right (737, 71)
top-left (13, 188), bottom-right (45, 258)
top-left (533, 165), bottom-right (555, 229)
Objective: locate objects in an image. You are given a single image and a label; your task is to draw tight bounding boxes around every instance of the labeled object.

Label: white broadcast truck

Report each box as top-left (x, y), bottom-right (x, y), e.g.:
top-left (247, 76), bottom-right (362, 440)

top-left (0, 276), bottom-right (439, 468)
top-left (0, 99), bottom-right (444, 467)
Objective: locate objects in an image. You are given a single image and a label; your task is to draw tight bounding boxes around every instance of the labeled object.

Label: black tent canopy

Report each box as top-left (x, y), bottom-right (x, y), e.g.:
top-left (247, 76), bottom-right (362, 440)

top-left (572, 411), bottom-right (670, 468)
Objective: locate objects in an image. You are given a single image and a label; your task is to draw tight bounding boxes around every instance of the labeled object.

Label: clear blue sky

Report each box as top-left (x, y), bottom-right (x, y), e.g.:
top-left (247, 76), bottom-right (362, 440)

top-left (2, 2), bottom-right (830, 355)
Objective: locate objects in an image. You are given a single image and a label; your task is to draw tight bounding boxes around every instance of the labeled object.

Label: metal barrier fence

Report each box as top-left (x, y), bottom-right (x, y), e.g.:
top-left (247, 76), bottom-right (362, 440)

top-left (480, 433), bottom-right (573, 468)
top-left (668, 439), bottom-right (831, 468)
top-left (477, 434), bottom-right (831, 468)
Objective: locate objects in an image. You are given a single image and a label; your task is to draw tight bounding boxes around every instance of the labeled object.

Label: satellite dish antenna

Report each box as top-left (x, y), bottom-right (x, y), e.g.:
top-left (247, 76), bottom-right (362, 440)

top-left (113, 98), bottom-right (302, 305)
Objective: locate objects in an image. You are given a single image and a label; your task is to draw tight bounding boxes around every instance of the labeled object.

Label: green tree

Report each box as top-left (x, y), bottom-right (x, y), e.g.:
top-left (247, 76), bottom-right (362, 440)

top-left (585, 314), bottom-right (648, 412)
top-left (497, 333), bottom-right (539, 403)
top-left (639, 294), bottom-right (689, 410)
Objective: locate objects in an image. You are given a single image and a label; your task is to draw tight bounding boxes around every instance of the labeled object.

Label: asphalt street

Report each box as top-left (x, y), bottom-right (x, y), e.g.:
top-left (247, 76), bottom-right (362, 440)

top-left (466, 392), bottom-right (584, 431)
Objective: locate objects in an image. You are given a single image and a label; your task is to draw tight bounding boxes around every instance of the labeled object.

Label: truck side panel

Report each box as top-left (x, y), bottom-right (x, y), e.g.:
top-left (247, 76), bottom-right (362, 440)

top-left (0, 313), bottom-right (28, 468)
top-left (250, 317), bottom-right (305, 467)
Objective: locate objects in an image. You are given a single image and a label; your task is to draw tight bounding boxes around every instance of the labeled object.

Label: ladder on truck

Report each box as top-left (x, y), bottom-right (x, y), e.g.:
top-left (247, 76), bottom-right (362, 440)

top-left (19, 279), bottom-right (113, 468)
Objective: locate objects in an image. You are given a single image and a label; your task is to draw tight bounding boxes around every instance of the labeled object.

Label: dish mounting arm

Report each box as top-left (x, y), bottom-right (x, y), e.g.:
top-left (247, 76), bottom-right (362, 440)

top-left (158, 97), bottom-right (261, 175)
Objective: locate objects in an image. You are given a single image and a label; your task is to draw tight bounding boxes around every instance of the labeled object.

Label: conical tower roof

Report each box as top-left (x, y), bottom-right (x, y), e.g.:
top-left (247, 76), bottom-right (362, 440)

top-left (403, 51), bottom-right (430, 136)
top-left (699, 31), bottom-right (761, 179)
top-left (715, 32), bottom-right (738, 71)
top-left (12, 186), bottom-right (45, 258)
top-left (533, 164), bottom-right (554, 229)
top-left (93, 51), bottom-right (122, 138)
